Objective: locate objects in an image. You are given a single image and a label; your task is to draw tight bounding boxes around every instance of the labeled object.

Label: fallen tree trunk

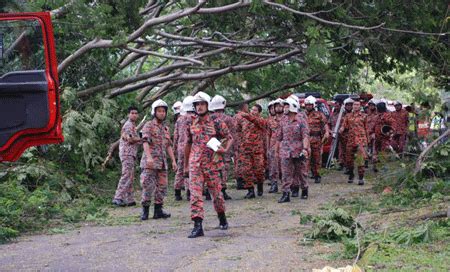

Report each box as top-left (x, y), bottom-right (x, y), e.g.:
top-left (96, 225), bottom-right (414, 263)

top-left (414, 129), bottom-right (449, 174)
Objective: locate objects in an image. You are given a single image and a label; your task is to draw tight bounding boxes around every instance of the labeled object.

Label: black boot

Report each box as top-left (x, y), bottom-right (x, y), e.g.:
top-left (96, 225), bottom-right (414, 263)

top-left (141, 204), bottom-right (150, 221)
top-left (222, 188), bottom-right (232, 200)
top-left (348, 170), bottom-right (354, 183)
top-left (291, 187), bottom-right (300, 197)
top-left (278, 192), bottom-right (290, 203)
top-left (244, 187), bottom-right (256, 199)
top-left (314, 176), bottom-right (321, 184)
top-left (269, 182), bottom-right (278, 193)
top-left (301, 188), bottom-right (308, 199)
top-left (126, 201), bottom-right (137, 207)
top-left (204, 189), bottom-right (212, 201)
top-left (186, 189), bottom-right (191, 201)
top-left (236, 177), bottom-right (245, 190)
top-left (358, 175), bottom-right (365, 186)
top-left (257, 183), bottom-right (263, 196)
top-left (112, 199), bottom-right (126, 207)
top-left (188, 218), bottom-right (204, 238)
top-left (218, 212), bottom-right (229, 230)
top-left (175, 189), bottom-right (183, 201)
top-left (153, 204), bottom-right (171, 219)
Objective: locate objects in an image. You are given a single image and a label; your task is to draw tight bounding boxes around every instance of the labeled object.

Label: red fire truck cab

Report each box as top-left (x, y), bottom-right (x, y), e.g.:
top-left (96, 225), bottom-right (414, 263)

top-left (0, 12), bottom-right (62, 162)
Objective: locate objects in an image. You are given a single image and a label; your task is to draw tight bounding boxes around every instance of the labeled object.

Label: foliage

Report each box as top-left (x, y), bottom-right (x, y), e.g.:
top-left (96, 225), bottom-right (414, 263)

top-left (308, 208), bottom-right (361, 241)
top-left (422, 141), bottom-right (450, 178)
top-left (358, 65), bottom-right (445, 109)
top-left (373, 144), bottom-right (449, 209)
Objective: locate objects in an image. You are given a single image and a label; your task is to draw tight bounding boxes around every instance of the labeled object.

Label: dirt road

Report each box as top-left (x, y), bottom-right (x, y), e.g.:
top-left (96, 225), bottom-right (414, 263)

top-left (0, 172), bottom-right (371, 271)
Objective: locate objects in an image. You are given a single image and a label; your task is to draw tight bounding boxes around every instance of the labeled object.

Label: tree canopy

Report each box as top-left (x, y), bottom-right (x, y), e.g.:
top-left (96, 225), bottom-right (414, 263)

top-left (2, 0), bottom-right (447, 106)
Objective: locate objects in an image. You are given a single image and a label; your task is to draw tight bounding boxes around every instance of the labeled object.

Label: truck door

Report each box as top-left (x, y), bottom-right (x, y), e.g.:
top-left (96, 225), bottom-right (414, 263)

top-left (0, 12), bottom-right (62, 162)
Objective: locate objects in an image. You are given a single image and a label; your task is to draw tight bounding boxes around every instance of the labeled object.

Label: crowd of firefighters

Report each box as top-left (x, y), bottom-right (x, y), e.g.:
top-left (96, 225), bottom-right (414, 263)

top-left (112, 91), bottom-right (411, 238)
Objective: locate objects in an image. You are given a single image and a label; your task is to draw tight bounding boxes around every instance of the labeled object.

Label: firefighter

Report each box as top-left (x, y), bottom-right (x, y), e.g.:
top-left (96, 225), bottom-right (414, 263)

top-left (113, 106), bottom-right (142, 207)
top-left (305, 96), bottom-right (330, 183)
top-left (234, 102), bottom-right (267, 198)
top-left (139, 99), bottom-right (176, 220)
top-left (210, 95), bottom-right (234, 200)
top-left (340, 98), bottom-right (354, 174)
top-left (373, 101), bottom-right (396, 169)
top-left (390, 101), bottom-right (409, 155)
top-left (339, 100), bottom-right (369, 185)
top-left (276, 97), bottom-right (310, 202)
top-left (173, 96), bottom-right (196, 201)
top-left (366, 99), bottom-right (378, 170)
top-left (172, 101), bottom-right (182, 123)
top-left (267, 99), bottom-right (284, 193)
top-left (184, 92), bottom-right (234, 238)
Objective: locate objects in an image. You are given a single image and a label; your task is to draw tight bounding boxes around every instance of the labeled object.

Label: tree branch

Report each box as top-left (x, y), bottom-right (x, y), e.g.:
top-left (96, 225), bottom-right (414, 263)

top-left (263, 0), bottom-right (385, 31)
top-left (77, 48), bottom-right (228, 98)
top-left (124, 46), bottom-right (204, 65)
top-left (107, 72), bottom-right (183, 98)
top-left (414, 129), bottom-right (449, 174)
top-left (227, 73), bottom-right (321, 107)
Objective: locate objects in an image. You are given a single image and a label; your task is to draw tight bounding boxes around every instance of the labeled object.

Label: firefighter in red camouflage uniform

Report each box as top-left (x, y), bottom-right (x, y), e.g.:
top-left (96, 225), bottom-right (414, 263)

top-left (340, 99), bottom-right (369, 185)
top-left (373, 101), bottom-right (395, 169)
top-left (365, 99), bottom-right (378, 171)
top-left (173, 96), bottom-right (195, 201)
top-left (390, 101), bottom-right (409, 155)
top-left (184, 92), bottom-right (234, 238)
top-left (276, 97), bottom-right (310, 203)
top-left (210, 95), bottom-right (234, 200)
top-left (113, 106), bottom-right (141, 207)
top-left (267, 98), bottom-right (285, 193)
top-left (139, 99), bottom-right (177, 220)
top-left (234, 102), bottom-right (267, 198)
top-left (305, 96), bottom-right (330, 184)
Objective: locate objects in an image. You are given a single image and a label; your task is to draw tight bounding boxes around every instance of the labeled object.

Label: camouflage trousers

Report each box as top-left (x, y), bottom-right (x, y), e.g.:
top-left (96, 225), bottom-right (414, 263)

top-left (140, 168), bottom-right (167, 206)
top-left (310, 140), bottom-right (323, 177)
top-left (114, 156), bottom-right (136, 204)
top-left (189, 166), bottom-right (225, 220)
top-left (281, 157), bottom-right (308, 193)
top-left (345, 143), bottom-right (366, 177)
top-left (174, 150), bottom-right (188, 190)
top-left (237, 148), bottom-right (265, 189)
top-left (268, 148), bottom-right (281, 184)
top-left (221, 159), bottom-right (231, 189)
top-left (338, 135), bottom-right (348, 165)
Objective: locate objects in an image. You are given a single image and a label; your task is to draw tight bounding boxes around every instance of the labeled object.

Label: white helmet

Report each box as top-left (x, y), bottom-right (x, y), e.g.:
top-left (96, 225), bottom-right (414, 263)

top-left (172, 101), bottom-right (182, 114)
top-left (182, 95), bottom-right (195, 113)
top-left (192, 91), bottom-right (211, 106)
top-left (274, 98), bottom-right (284, 106)
top-left (304, 95), bottom-right (316, 106)
top-left (368, 99), bottom-right (376, 105)
top-left (268, 100), bottom-right (275, 108)
top-left (285, 97), bottom-right (299, 113)
top-left (344, 98), bottom-right (354, 105)
top-left (151, 99), bottom-right (168, 116)
top-left (209, 95), bottom-right (226, 111)
top-left (288, 94), bottom-right (299, 104)
top-left (394, 100), bottom-right (402, 106)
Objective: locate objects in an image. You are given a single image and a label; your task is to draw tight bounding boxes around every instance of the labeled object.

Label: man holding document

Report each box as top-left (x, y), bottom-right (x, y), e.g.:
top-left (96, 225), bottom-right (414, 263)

top-left (184, 92), bottom-right (234, 238)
